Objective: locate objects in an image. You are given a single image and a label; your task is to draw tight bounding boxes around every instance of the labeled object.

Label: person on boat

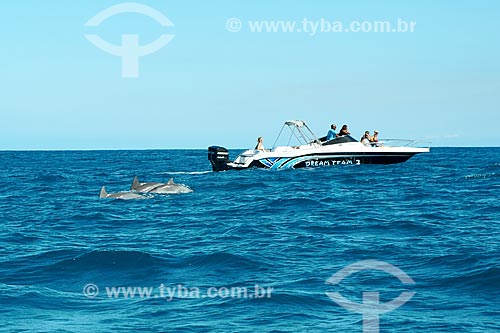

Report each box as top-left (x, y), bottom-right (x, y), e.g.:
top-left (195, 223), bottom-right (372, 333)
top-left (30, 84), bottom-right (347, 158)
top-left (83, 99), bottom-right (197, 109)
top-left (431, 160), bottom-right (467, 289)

top-left (361, 131), bottom-right (372, 145)
top-left (370, 130), bottom-right (379, 143)
top-left (338, 125), bottom-right (351, 136)
top-left (255, 137), bottom-right (266, 151)
top-left (326, 124), bottom-right (337, 141)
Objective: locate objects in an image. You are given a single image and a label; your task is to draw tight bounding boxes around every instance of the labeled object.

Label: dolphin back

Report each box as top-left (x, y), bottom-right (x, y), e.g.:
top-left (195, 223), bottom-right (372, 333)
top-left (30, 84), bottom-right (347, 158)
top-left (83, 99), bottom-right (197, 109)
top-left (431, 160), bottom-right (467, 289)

top-left (150, 183), bottom-right (193, 194)
top-left (131, 176), bottom-right (140, 190)
top-left (99, 186), bottom-right (108, 198)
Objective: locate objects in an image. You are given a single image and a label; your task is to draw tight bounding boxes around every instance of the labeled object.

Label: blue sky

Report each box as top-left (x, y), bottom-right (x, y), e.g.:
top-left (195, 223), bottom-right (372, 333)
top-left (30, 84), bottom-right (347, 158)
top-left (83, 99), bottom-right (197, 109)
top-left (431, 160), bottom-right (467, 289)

top-left (1, 0), bottom-right (499, 149)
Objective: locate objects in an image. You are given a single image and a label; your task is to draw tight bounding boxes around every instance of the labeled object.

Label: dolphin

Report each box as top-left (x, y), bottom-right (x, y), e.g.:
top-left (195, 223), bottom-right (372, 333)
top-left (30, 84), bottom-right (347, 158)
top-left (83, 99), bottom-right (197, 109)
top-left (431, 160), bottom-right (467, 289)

top-left (131, 176), bottom-right (164, 192)
top-left (99, 186), bottom-right (149, 200)
top-left (149, 178), bottom-right (193, 194)
top-left (131, 177), bottom-right (193, 194)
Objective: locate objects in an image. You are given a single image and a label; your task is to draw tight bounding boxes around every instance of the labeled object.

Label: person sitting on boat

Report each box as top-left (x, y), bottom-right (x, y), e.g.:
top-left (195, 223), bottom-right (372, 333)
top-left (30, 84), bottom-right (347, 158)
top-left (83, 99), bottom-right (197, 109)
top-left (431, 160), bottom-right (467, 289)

top-left (326, 124), bottom-right (338, 141)
top-left (255, 137), bottom-right (266, 152)
top-left (361, 131), bottom-right (372, 145)
top-left (338, 125), bottom-right (351, 136)
top-left (370, 130), bottom-right (379, 143)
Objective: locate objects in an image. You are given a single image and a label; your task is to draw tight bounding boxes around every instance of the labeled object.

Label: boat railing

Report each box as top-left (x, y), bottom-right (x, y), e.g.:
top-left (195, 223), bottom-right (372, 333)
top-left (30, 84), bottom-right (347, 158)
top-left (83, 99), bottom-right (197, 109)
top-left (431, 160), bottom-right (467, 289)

top-left (376, 139), bottom-right (431, 148)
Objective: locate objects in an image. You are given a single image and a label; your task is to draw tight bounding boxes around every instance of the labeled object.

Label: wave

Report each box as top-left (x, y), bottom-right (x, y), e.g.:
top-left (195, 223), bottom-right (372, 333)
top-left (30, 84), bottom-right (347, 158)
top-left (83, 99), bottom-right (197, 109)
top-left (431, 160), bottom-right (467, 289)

top-left (68, 212), bottom-right (116, 222)
top-left (461, 267), bottom-right (500, 290)
top-left (415, 255), bottom-right (500, 292)
top-left (0, 249), bottom-right (81, 285)
top-left (246, 290), bottom-right (331, 308)
top-left (433, 266), bottom-right (500, 293)
top-left (0, 283), bottom-right (84, 310)
top-left (176, 252), bottom-right (264, 271)
top-left (268, 198), bottom-right (324, 209)
top-left (0, 250), bottom-right (161, 287)
top-left (4, 249), bottom-right (79, 268)
top-left (486, 163), bottom-right (500, 170)
top-left (57, 250), bottom-right (158, 270)
top-left (32, 173), bottom-right (67, 182)
top-left (222, 181), bottom-right (271, 191)
top-left (0, 231), bottom-right (40, 244)
top-left (420, 254), bottom-right (479, 270)
top-left (1, 250), bottom-right (273, 290)
top-left (465, 173), bottom-right (499, 179)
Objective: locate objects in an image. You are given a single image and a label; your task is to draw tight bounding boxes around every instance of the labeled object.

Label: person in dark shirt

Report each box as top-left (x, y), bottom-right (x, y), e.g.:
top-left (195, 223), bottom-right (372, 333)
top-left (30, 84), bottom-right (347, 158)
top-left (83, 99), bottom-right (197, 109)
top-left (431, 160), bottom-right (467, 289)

top-left (338, 124), bottom-right (351, 136)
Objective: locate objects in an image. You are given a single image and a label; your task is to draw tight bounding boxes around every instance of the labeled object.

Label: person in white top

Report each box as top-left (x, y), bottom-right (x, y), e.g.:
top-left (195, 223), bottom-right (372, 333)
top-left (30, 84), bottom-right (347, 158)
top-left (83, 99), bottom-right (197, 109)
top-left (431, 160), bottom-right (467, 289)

top-left (360, 131), bottom-right (372, 145)
top-left (255, 137), bottom-right (266, 151)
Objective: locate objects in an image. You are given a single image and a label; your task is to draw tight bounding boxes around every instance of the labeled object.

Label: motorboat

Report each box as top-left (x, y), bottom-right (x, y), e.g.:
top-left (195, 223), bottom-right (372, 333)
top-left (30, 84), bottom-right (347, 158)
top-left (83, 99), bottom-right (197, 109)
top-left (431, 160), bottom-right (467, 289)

top-left (208, 120), bottom-right (429, 171)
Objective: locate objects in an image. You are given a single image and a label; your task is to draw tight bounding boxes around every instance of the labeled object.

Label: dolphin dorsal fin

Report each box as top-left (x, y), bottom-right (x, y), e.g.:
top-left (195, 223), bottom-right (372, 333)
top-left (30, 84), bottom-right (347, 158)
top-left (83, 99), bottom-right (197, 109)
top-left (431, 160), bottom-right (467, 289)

top-left (131, 176), bottom-right (139, 190)
top-left (167, 178), bottom-right (174, 185)
top-left (99, 186), bottom-right (108, 198)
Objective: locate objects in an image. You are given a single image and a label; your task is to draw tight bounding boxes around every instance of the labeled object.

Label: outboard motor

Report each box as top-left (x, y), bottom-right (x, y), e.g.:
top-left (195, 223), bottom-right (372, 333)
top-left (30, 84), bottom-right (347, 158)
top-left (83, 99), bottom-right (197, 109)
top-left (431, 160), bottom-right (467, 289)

top-left (208, 146), bottom-right (230, 171)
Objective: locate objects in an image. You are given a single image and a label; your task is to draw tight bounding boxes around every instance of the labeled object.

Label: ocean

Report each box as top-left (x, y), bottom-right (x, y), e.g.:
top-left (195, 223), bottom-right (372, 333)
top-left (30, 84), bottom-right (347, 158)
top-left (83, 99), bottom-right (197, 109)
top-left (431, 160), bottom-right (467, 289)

top-left (0, 148), bottom-right (498, 332)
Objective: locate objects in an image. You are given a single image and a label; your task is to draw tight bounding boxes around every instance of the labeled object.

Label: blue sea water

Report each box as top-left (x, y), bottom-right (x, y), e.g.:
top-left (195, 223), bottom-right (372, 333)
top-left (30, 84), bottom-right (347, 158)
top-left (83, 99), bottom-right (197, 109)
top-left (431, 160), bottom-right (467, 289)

top-left (0, 148), bottom-right (499, 332)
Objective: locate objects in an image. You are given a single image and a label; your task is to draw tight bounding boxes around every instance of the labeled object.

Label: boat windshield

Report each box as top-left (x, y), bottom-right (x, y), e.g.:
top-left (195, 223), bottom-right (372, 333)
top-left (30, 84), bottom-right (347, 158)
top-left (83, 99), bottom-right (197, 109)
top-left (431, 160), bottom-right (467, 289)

top-left (321, 135), bottom-right (358, 145)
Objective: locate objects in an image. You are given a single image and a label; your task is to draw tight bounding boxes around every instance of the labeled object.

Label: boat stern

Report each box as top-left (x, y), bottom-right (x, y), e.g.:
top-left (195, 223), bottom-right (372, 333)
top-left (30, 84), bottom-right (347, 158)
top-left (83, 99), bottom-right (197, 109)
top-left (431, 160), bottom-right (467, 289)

top-left (208, 146), bottom-right (230, 171)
